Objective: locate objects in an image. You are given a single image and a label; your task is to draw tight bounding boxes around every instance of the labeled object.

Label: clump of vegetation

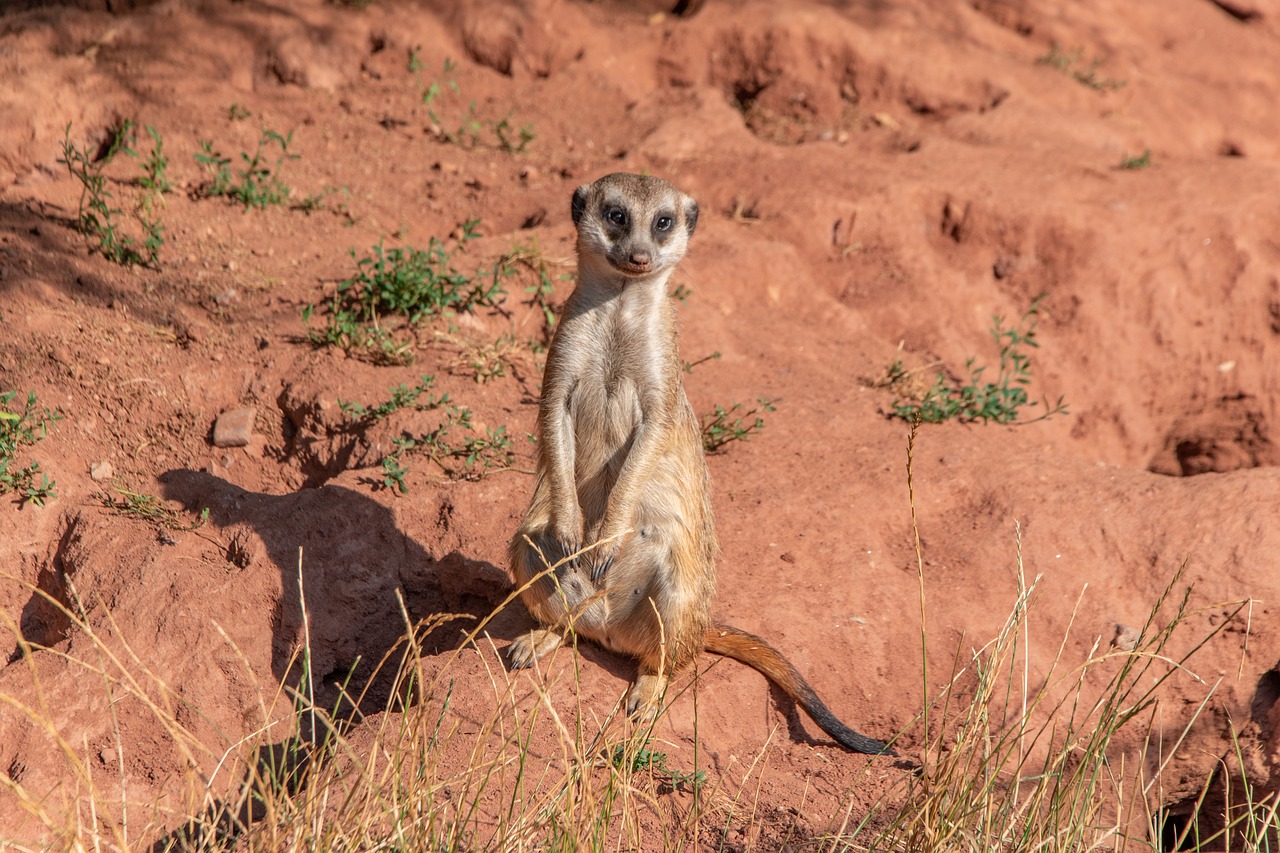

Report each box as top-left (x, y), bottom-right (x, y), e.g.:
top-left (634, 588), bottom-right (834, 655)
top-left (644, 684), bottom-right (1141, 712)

top-left (336, 376), bottom-right (516, 491)
top-left (701, 397), bottom-right (776, 453)
top-left (58, 121), bottom-right (165, 268)
top-left (338, 375), bottom-right (447, 424)
top-left (411, 53), bottom-right (535, 153)
top-left (195, 128), bottom-right (298, 209)
top-left (1036, 43), bottom-right (1126, 91)
top-left (303, 229), bottom-right (508, 364)
top-left (1120, 149), bottom-right (1152, 170)
top-left (379, 406), bottom-right (515, 492)
top-left (885, 295), bottom-right (1068, 425)
top-left (610, 740), bottom-right (706, 794)
top-left (97, 485), bottom-right (209, 530)
top-left (0, 389), bottom-right (61, 507)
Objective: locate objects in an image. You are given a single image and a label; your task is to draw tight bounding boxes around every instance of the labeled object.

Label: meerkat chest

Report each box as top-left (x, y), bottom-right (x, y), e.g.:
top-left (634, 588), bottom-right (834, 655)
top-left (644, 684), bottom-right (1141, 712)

top-left (570, 344), bottom-right (645, 449)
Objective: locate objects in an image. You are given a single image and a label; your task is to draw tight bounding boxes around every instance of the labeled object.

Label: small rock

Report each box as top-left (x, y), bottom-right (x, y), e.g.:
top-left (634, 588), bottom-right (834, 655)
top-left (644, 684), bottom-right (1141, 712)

top-left (89, 461), bottom-right (113, 482)
top-left (213, 407), bottom-right (256, 448)
top-left (1111, 623), bottom-right (1141, 652)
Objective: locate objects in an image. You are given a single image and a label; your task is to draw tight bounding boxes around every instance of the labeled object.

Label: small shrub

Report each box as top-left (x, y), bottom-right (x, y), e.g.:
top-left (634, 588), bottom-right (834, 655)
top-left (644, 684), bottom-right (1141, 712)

top-left (701, 397), bottom-right (776, 453)
top-left (415, 55), bottom-right (535, 153)
top-left (303, 230), bottom-right (508, 364)
top-left (338, 375), bottom-right (447, 424)
top-left (58, 121), bottom-right (164, 268)
top-left (195, 128), bottom-right (298, 210)
top-left (0, 390), bottom-right (61, 507)
top-left (380, 407), bottom-right (516, 492)
top-left (888, 295), bottom-right (1068, 425)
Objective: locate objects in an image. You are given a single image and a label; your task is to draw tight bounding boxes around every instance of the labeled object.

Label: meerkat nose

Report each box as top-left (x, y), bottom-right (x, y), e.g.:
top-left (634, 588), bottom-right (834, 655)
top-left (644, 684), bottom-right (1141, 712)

top-left (629, 250), bottom-right (652, 267)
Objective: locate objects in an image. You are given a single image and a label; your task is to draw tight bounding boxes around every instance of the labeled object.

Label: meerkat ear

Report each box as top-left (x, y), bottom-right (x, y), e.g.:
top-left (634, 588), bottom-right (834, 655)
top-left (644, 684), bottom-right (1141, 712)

top-left (571, 185), bottom-right (590, 225)
top-left (683, 197), bottom-right (699, 237)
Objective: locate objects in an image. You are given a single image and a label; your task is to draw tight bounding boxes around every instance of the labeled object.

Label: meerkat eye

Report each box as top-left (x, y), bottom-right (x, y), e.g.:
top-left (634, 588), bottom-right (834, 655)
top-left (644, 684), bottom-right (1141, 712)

top-left (655, 215), bottom-right (674, 232)
top-left (606, 207), bottom-right (628, 227)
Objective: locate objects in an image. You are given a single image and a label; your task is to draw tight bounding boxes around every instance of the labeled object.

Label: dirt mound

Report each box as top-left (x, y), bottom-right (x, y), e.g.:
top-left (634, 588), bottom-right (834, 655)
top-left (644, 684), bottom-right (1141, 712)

top-left (2, 0), bottom-right (1279, 847)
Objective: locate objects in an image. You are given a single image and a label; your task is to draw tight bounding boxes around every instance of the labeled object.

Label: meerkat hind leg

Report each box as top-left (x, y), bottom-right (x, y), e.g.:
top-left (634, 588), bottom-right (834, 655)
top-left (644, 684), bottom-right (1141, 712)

top-left (507, 628), bottom-right (565, 670)
top-left (625, 666), bottom-right (670, 720)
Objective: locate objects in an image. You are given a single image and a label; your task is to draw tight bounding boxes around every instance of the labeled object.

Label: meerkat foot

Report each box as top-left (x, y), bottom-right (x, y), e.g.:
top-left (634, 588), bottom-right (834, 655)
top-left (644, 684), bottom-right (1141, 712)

top-left (625, 672), bottom-right (669, 720)
top-left (507, 628), bottom-right (565, 670)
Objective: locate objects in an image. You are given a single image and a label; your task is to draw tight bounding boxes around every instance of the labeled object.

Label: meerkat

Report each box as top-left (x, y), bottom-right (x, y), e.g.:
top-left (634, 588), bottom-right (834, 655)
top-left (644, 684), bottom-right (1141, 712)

top-left (508, 173), bottom-right (893, 755)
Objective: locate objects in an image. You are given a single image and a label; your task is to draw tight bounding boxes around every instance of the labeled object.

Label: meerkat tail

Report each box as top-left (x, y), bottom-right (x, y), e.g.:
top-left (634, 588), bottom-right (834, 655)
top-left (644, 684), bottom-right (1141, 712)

top-left (704, 624), bottom-right (896, 756)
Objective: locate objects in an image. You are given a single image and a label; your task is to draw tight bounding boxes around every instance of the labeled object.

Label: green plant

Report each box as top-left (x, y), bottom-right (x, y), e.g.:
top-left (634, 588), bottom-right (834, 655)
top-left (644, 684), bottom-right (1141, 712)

top-left (610, 741), bottom-right (706, 794)
top-left (700, 397), bottom-right (776, 453)
top-left (195, 128), bottom-right (298, 210)
top-left (683, 351), bottom-right (721, 374)
top-left (228, 103), bottom-right (251, 121)
top-left (134, 124), bottom-right (172, 198)
top-left (416, 56), bottom-right (535, 153)
top-left (889, 295), bottom-right (1068, 425)
top-left (378, 405), bottom-right (516, 492)
top-left (1036, 43), bottom-right (1125, 91)
top-left (98, 485), bottom-right (209, 530)
top-left (338, 375), bottom-right (448, 424)
top-left (670, 283), bottom-right (692, 302)
top-left (302, 231), bottom-right (508, 364)
top-left (1121, 149), bottom-right (1152, 170)
top-left (415, 55), bottom-right (459, 109)
top-left (0, 390), bottom-right (61, 507)
top-left (58, 121), bottom-right (164, 268)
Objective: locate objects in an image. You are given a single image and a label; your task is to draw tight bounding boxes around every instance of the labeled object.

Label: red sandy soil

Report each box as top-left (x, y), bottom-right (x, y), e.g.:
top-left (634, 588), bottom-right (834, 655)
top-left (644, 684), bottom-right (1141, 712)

top-left (2, 0), bottom-right (1279, 847)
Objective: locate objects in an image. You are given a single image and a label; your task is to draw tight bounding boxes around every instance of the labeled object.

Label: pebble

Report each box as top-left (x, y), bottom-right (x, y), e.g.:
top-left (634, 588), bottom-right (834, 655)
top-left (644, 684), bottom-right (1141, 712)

top-left (89, 461), bottom-right (114, 482)
top-left (1111, 623), bottom-right (1141, 652)
top-left (213, 407), bottom-right (256, 448)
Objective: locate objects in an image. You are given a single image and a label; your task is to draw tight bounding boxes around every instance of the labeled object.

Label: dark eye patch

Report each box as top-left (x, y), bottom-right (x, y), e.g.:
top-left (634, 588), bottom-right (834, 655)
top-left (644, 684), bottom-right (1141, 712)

top-left (654, 214), bottom-right (674, 232)
top-left (605, 206), bottom-right (629, 227)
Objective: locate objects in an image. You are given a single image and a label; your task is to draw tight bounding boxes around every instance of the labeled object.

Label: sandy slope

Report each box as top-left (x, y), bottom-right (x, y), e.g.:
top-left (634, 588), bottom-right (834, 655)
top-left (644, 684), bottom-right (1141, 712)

top-left (1, 0), bottom-right (1279, 846)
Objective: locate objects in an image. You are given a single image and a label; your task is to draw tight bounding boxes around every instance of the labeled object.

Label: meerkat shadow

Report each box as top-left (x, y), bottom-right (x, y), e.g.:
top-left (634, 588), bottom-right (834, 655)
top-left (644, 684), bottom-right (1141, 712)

top-left (158, 469), bottom-right (522, 719)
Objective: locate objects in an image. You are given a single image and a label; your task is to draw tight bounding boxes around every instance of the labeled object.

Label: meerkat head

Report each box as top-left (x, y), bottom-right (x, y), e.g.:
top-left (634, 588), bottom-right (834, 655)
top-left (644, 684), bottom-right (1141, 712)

top-left (571, 173), bottom-right (699, 280)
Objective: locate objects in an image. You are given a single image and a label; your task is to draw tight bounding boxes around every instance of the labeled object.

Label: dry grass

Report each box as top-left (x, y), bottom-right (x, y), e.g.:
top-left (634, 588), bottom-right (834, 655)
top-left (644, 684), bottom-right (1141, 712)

top-left (0, 435), bottom-right (1275, 851)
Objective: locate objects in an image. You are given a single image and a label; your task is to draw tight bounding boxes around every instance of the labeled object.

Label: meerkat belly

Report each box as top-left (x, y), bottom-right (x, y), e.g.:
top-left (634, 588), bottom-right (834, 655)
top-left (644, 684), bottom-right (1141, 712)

top-left (569, 374), bottom-right (642, 521)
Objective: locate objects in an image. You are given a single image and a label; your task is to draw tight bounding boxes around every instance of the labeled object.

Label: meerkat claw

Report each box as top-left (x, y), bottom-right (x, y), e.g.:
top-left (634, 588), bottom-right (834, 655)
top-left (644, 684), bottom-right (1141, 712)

top-left (590, 555), bottom-right (614, 583)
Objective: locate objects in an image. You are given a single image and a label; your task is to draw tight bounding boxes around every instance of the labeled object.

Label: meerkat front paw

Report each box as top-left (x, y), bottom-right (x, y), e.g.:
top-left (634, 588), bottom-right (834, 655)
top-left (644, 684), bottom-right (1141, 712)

top-left (507, 629), bottom-right (565, 670)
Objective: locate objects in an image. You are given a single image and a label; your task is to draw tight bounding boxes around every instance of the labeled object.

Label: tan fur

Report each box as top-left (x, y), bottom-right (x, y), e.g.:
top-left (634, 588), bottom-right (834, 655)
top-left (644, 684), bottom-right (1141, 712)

top-left (508, 173), bottom-right (892, 754)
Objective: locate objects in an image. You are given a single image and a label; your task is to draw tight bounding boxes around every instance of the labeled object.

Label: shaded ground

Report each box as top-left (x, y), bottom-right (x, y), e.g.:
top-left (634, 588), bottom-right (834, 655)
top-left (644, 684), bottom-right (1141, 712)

top-left (2, 0), bottom-right (1279, 847)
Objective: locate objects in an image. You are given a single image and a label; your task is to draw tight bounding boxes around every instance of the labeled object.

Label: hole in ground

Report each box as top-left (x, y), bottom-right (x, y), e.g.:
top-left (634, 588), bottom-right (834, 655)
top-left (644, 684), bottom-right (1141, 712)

top-left (1148, 394), bottom-right (1278, 476)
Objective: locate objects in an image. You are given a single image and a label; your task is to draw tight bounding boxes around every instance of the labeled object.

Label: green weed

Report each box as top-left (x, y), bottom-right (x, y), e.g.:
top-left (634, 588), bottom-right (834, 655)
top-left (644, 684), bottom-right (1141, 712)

top-left (1121, 149), bottom-right (1152, 170)
top-left (302, 230), bottom-right (507, 364)
top-left (1036, 44), bottom-right (1125, 91)
top-left (0, 389), bottom-right (61, 507)
top-left (888, 295), bottom-right (1068, 425)
top-left (58, 121), bottom-right (164, 268)
top-left (610, 741), bottom-right (706, 794)
top-left (683, 351), bottom-right (721, 374)
top-left (338, 375), bottom-right (448, 424)
top-left (134, 124), bottom-right (172, 198)
top-left (416, 55), bottom-right (535, 153)
top-left (701, 397), bottom-right (776, 453)
top-left (670, 283), bottom-right (692, 302)
top-left (195, 128), bottom-right (298, 210)
top-left (228, 103), bottom-right (251, 121)
top-left (380, 406), bottom-right (516, 492)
